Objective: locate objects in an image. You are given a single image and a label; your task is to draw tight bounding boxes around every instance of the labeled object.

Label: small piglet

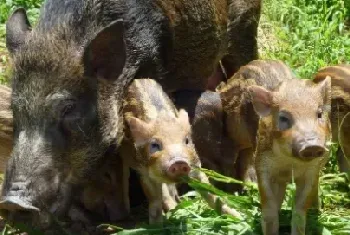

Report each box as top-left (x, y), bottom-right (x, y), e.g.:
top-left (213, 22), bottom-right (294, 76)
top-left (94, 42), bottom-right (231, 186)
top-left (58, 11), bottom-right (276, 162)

top-left (249, 77), bottom-right (331, 235)
top-left (120, 79), bottom-right (240, 224)
top-left (314, 65), bottom-right (350, 173)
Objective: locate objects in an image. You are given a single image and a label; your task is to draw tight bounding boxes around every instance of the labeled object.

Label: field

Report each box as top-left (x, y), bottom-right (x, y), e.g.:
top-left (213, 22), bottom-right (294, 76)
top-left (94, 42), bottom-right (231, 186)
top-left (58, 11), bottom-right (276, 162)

top-left (0, 0), bottom-right (350, 234)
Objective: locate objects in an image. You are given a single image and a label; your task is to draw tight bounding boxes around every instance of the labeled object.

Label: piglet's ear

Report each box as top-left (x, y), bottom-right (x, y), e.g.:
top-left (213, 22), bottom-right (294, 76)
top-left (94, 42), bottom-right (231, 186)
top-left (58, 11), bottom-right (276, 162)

top-left (177, 109), bottom-right (190, 125)
top-left (126, 117), bottom-right (152, 146)
top-left (317, 75), bottom-right (332, 106)
top-left (248, 85), bottom-right (273, 117)
top-left (83, 19), bottom-right (126, 81)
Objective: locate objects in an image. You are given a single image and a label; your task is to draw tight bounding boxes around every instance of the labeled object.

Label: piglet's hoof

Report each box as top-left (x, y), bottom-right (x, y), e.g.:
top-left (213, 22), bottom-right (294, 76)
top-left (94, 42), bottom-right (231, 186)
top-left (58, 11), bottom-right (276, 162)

top-left (221, 205), bottom-right (242, 219)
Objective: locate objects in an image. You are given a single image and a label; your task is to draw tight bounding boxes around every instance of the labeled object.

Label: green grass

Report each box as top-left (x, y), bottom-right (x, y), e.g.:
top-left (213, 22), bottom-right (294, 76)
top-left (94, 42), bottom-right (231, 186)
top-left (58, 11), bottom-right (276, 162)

top-left (259, 0), bottom-right (350, 78)
top-left (0, 0), bottom-right (350, 234)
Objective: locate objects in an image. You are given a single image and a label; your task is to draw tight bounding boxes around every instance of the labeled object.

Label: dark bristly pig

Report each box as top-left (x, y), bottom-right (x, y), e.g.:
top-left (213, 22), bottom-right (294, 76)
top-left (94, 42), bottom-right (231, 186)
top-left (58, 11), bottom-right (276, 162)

top-left (2, 6), bottom-right (129, 230)
top-left (120, 79), bottom-right (240, 224)
top-left (0, 85), bottom-right (12, 174)
top-left (3, 0), bottom-right (261, 228)
top-left (249, 76), bottom-right (331, 235)
top-left (313, 65), bottom-right (350, 173)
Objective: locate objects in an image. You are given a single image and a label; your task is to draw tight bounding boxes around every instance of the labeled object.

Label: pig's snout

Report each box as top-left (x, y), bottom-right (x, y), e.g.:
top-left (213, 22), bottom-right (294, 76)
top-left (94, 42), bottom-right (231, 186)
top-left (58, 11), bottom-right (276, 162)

top-left (0, 196), bottom-right (39, 212)
top-left (0, 196), bottom-right (40, 226)
top-left (299, 145), bottom-right (326, 159)
top-left (167, 161), bottom-right (191, 179)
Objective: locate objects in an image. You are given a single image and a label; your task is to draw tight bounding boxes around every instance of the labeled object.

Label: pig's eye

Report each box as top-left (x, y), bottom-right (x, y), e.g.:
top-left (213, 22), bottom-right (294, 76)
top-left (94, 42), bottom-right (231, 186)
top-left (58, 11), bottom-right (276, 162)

top-left (317, 109), bottom-right (323, 119)
top-left (185, 136), bottom-right (191, 145)
top-left (60, 101), bottom-right (80, 132)
top-left (278, 112), bottom-right (292, 130)
top-left (61, 103), bottom-right (76, 118)
top-left (149, 140), bottom-right (162, 154)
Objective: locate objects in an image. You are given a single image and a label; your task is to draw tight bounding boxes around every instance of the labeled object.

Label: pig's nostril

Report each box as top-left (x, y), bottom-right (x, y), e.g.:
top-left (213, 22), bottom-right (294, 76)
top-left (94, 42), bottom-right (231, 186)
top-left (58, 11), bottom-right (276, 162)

top-left (182, 165), bottom-right (190, 174)
top-left (168, 161), bottom-right (191, 178)
top-left (299, 146), bottom-right (326, 158)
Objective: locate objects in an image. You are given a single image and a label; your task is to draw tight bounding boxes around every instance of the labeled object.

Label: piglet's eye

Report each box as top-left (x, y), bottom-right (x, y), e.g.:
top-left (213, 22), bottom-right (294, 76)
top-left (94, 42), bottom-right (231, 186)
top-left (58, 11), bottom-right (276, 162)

top-left (317, 109), bottom-right (323, 119)
top-left (149, 140), bottom-right (162, 154)
top-left (185, 136), bottom-right (190, 145)
top-left (278, 112), bottom-right (292, 131)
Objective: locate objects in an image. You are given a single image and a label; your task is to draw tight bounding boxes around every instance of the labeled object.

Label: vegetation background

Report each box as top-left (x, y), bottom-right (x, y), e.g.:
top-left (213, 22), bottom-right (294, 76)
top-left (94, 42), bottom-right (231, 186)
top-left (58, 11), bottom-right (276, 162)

top-left (0, 0), bottom-right (349, 234)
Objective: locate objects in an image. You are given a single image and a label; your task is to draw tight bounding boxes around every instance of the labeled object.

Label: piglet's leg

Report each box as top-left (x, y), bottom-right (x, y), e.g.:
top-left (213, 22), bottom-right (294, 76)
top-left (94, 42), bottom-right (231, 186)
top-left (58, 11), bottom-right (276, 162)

top-left (258, 172), bottom-right (287, 235)
top-left (162, 183), bottom-right (178, 212)
top-left (292, 171), bottom-right (319, 235)
top-left (191, 170), bottom-right (241, 218)
top-left (140, 177), bottom-right (163, 224)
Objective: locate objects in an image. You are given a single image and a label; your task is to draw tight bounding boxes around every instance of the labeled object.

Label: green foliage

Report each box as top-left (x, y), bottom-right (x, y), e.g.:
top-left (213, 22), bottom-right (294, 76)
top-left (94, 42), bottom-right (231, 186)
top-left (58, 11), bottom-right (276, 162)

top-left (261, 0), bottom-right (350, 78)
top-left (0, 0), bottom-right (42, 24)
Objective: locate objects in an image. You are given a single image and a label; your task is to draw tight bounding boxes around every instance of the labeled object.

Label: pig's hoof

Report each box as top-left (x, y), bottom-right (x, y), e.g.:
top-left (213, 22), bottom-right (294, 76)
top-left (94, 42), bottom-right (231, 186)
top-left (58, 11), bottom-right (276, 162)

top-left (163, 199), bottom-right (177, 212)
top-left (222, 205), bottom-right (242, 219)
top-left (244, 167), bottom-right (257, 183)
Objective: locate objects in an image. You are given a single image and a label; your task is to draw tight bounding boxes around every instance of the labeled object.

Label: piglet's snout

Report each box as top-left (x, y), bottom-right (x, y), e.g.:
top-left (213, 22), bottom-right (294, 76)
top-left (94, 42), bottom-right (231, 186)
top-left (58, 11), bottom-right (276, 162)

top-left (299, 145), bottom-right (326, 158)
top-left (168, 161), bottom-right (191, 178)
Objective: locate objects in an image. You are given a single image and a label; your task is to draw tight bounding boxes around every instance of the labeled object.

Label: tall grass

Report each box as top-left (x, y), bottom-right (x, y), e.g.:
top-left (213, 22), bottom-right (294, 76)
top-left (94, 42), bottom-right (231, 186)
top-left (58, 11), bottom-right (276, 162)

top-left (260, 0), bottom-right (350, 78)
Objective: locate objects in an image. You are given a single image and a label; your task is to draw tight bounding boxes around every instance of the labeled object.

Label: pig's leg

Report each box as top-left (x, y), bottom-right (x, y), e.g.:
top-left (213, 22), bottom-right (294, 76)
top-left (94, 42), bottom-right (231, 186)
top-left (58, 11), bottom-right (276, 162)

top-left (191, 170), bottom-right (241, 218)
top-left (122, 163), bottom-right (131, 213)
top-left (337, 148), bottom-right (350, 173)
top-left (162, 183), bottom-right (178, 212)
top-left (104, 157), bottom-right (131, 221)
top-left (140, 177), bottom-right (163, 224)
top-left (339, 112), bottom-right (350, 173)
top-left (206, 62), bottom-right (227, 91)
top-left (292, 171), bottom-right (319, 235)
top-left (258, 172), bottom-right (286, 235)
top-left (237, 148), bottom-right (257, 183)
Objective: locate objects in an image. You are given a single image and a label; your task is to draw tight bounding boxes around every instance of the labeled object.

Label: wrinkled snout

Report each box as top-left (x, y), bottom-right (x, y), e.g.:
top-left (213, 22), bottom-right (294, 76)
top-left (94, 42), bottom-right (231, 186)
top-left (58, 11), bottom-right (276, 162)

top-left (167, 160), bottom-right (191, 180)
top-left (0, 196), bottom-right (41, 227)
top-left (299, 145), bottom-right (326, 159)
top-left (294, 134), bottom-right (327, 160)
top-left (0, 196), bottom-right (39, 212)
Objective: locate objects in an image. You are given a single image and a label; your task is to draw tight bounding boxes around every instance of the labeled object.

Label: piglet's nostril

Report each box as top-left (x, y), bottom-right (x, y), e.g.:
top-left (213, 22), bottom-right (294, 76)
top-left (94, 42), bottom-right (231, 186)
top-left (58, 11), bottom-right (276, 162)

top-left (168, 161), bottom-right (191, 179)
top-left (299, 146), bottom-right (326, 158)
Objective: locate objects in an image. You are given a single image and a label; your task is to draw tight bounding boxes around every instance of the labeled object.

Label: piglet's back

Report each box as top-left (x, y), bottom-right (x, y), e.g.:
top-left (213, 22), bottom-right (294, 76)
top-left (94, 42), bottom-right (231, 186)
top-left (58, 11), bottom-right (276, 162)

top-left (123, 79), bottom-right (178, 122)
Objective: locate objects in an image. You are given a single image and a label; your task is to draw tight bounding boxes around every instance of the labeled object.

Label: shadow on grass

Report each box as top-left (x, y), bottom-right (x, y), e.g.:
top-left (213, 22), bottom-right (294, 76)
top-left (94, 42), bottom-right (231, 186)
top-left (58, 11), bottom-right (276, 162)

top-left (249, 208), bottom-right (324, 235)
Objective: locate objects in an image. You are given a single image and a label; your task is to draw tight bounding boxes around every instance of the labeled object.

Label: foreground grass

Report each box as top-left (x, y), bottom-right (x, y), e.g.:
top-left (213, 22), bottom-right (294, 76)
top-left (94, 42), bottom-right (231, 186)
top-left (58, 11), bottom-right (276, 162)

top-left (0, 0), bottom-right (349, 234)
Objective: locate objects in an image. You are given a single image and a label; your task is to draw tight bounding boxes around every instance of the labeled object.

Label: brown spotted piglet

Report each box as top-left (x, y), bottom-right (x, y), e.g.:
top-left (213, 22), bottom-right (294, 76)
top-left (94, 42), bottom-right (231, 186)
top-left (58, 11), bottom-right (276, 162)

top-left (120, 79), bottom-right (240, 224)
top-left (313, 65), bottom-right (350, 173)
top-left (248, 76), bottom-right (331, 235)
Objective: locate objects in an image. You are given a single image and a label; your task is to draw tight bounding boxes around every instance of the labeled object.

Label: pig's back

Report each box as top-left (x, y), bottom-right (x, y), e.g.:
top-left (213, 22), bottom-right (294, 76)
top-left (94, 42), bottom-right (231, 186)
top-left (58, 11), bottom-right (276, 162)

top-left (123, 79), bottom-right (177, 122)
top-left (36, 0), bottom-right (125, 44)
top-left (154, 0), bottom-right (228, 91)
top-left (313, 65), bottom-right (350, 142)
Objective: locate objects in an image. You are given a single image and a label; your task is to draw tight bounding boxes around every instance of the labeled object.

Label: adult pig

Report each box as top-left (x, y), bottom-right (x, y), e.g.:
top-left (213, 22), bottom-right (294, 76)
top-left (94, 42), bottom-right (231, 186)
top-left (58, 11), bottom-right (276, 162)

top-left (2, 0), bottom-right (261, 229)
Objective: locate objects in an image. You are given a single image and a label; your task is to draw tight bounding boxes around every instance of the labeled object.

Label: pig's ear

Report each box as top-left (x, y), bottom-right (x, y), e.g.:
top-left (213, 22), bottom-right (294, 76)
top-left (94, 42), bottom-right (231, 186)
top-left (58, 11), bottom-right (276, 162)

top-left (6, 8), bottom-right (32, 55)
top-left (177, 109), bottom-right (190, 125)
top-left (83, 19), bottom-right (126, 81)
top-left (317, 75), bottom-right (331, 106)
top-left (126, 117), bottom-right (152, 146)
top-left (248, 85), bottom-right (273, 117)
